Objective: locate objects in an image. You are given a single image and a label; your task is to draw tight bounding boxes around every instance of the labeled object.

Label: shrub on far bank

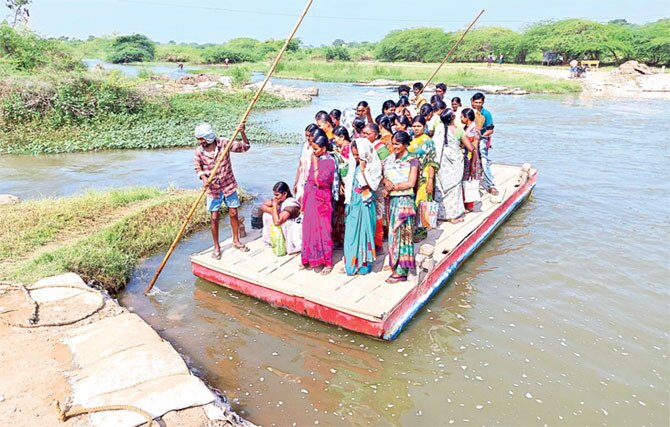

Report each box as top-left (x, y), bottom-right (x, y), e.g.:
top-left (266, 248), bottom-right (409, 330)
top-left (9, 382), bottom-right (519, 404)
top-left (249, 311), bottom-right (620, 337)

top-left (202, 46), bottom-right (258, 64)
top-left (375, 28), bottom-right (449, 62)
top-left (324, 46), bottom-right (351, 61)
top-left (107, 34), bottom-right (155, 63)
top-left (0, 22), bottom-right (83, 72)
top-left (0, 74), bottom-right (146, 130)
top-left (155, 43), bottom-right (203, 63)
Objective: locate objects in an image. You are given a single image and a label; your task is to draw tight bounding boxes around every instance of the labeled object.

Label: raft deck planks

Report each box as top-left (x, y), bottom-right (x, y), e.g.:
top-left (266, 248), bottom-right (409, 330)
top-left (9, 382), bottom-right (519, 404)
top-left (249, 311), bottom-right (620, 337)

top-left (191, 164), bottom-right (537, 339)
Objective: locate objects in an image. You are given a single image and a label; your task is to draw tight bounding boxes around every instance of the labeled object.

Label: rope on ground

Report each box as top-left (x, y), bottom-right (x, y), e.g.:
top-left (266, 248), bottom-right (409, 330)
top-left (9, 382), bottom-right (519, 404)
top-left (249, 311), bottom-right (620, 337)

top-left (56, 400), bottom-right (154, 426)
top-left (0, 283), bottom-right (105, 328)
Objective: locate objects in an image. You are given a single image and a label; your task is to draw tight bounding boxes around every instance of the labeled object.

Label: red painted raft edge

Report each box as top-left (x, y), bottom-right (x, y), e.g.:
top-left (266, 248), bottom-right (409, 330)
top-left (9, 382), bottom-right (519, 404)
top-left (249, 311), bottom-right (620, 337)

top-left (191, 263), bottom-right (387, 338)
top-left (191, 170), bottom-right (537, 340)
top-left (381, 171), bottom-right (537, 339)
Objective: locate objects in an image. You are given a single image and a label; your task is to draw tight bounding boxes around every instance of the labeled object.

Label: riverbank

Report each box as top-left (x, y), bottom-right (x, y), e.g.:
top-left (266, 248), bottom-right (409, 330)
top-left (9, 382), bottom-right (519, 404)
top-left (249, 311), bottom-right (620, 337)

top-left (0, 272), bottom-right (253, 426)
top-left (0, 80), bottom-right (305, 155)
top-left (191, 61), bottom-right (582, 94)
top-left (0, 187), bottom-right (249, 293)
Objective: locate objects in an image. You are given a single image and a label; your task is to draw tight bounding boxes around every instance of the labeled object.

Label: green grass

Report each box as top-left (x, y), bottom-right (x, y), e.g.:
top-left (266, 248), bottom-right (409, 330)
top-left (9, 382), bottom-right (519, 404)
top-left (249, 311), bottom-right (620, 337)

top-left (0, 89), bottom-right (305, 154)
top-left (0, 187), bottom-right (251, 292)
top-left (196, 60), bottom-right (581, 94)
top-left (0, 187), bottom-right (161, 260)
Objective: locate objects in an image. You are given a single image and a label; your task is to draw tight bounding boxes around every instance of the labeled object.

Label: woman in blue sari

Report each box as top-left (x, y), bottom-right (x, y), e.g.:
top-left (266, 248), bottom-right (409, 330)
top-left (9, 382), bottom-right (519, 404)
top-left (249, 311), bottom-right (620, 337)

top-left (343, 138), bottom-right (382, 275)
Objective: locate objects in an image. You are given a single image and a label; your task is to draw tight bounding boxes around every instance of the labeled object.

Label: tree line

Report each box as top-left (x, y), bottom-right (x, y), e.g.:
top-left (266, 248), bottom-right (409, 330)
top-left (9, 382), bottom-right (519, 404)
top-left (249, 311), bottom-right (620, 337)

top-left (375, 19), bottom-right (669, 65)
top-left (7, 17), bottom-right (667, 67)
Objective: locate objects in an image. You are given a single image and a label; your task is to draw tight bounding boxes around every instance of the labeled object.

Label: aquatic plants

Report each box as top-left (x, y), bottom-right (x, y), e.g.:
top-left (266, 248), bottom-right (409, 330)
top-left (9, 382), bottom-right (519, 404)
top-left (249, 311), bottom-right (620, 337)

top-left (0, 75), bottom-right (304, 154)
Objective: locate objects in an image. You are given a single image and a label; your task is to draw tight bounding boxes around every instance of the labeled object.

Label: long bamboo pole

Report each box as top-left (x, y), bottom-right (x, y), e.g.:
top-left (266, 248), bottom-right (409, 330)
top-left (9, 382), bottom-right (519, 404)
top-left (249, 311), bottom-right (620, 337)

top-left (144, 0), bottom-right (314, 295)
top-left (418, 9), bottom-right (485, 96)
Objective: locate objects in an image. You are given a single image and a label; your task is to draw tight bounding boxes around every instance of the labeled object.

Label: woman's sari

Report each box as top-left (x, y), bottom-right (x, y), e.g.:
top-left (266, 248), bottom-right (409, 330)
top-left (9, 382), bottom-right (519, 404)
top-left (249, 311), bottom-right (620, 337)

top-left (408, 133), bottom-right (439, 206)
top-left (463, 123), bottom-right (482, 181)
top-left (344, 165), bottom-right (377, 275)
top-left (384, 153), bottom-right (419, 277)
top-left (301, 154), bottom-right (336, 268)
top-left (371, 138), bottom-right (391, 249)
top-left (261, 197), bottom-right (302, 254)
top-left (435, 124), bottom-right (466, 220)
top-left (295, 141), bottom-right (313, 202)
top-left (331, 143), bottom-right (350, 247)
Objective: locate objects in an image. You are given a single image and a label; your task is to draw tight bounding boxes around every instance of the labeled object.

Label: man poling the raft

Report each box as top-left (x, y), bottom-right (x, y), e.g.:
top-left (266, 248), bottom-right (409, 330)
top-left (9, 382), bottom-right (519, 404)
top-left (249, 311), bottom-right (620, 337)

top-left (194, 122), bottom-right (251, 259)
top-left (143, 0), bottom-right (315, 295)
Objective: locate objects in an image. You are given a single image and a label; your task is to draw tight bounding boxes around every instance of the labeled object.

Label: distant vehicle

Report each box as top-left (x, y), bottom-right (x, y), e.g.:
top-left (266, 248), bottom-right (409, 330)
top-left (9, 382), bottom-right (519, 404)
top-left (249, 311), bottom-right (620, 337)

top-left (542, 51), bottom-right (564, 66)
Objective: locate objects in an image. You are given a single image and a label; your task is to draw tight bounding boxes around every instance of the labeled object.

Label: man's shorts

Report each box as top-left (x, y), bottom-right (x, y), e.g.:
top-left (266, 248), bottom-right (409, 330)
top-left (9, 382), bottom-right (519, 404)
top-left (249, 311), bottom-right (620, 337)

top-left (206, 190), bottom-right (240, 212)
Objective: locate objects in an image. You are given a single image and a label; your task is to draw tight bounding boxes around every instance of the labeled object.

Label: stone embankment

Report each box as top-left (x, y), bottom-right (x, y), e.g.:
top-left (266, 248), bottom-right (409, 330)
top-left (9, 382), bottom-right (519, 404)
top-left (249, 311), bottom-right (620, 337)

top-left (0, 273), bottom-right (254, 427)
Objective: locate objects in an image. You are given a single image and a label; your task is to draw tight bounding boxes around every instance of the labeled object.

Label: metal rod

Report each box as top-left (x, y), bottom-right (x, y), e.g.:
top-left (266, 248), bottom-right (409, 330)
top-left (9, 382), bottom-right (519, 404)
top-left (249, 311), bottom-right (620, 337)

top-left (419, 9), bottom-right (485, 95)
top-left (144, 0), bottom-right (314, 295)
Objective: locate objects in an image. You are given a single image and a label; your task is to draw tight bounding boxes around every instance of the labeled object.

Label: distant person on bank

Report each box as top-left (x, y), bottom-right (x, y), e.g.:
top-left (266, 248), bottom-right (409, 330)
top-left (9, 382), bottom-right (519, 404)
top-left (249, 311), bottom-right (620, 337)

top-left (194, 122), bottom-right (251, 260)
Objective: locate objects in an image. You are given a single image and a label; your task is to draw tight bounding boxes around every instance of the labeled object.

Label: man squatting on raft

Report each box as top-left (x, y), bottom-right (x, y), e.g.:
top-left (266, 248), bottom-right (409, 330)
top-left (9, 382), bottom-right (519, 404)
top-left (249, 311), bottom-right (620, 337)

top-left (194, 122), bottom-right (251, 260)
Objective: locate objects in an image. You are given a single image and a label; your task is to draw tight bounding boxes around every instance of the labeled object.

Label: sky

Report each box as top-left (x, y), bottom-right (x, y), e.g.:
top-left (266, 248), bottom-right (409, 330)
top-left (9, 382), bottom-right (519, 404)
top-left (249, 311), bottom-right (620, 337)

top-left (4, 0), bottom-right (669, 45)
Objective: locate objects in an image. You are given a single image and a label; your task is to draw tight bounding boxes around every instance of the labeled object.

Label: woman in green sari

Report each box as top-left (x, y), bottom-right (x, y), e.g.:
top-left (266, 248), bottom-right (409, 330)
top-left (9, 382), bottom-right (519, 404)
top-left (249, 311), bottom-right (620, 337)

top-left (408, 115), bottom-right (439, 207)
top-left (381, 131), bottom-right (419, 283)
top-left (343, 138), bottom-right (382, 275)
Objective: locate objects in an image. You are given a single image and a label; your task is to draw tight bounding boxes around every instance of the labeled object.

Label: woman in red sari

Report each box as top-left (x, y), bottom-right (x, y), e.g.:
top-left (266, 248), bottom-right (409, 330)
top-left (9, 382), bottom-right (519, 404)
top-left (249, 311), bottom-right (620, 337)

top-left (300, 135), bottom-right (338, 274)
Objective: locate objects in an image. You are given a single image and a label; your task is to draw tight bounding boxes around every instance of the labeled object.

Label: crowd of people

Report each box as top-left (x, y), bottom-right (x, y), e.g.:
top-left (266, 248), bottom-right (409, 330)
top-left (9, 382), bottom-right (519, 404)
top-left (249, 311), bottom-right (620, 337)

top-left (194, 82), bottom-right (497, 284)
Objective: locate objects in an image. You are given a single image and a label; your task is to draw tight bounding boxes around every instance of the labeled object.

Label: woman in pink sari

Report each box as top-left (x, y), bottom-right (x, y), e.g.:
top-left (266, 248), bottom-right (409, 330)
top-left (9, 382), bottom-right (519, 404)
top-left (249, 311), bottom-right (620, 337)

top-left (301, 135), bottom-right (338, 274)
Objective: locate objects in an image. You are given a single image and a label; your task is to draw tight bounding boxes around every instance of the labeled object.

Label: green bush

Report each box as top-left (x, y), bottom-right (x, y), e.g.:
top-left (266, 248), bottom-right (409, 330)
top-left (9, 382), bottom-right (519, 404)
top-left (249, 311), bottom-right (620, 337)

top-left (375, 28), bottom-right (450, 62)
top-left (324, 46), bottom-right (351, 61)
top-left (634, 19), bottom-right (670, 65)
top-left (107, 34), bottom-right (155, 63)
top-left (450, 27), bottom-right (524, 62)
top-left (0, 75), bottom-right (145, 129)
top-left (155, 44), bottom-right (203, 63)
top-left (202, 46), bottom-right (258, 64)
top-left (0, 23), bottom-right (82, 72)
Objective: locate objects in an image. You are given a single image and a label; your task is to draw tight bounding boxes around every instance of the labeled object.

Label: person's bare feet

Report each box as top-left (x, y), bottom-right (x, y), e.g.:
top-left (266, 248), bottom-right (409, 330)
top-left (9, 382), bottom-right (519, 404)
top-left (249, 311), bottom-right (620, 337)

top-left (489, 187), bottom-right (499, 196)
top-left (449, 216), bottom-right (465, 224)
top-left (320, 266), bottom-right (332, 275)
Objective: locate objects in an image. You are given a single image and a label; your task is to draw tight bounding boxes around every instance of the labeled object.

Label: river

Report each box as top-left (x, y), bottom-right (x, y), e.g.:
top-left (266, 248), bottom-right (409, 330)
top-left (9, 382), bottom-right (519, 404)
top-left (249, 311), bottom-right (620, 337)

top-left (1, 78), bottom-right (668, 426)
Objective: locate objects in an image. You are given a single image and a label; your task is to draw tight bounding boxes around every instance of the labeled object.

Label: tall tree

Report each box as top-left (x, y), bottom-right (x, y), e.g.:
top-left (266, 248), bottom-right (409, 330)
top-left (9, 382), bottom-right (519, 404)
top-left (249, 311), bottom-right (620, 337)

top-left (6, 0), bottom-right (31, 28)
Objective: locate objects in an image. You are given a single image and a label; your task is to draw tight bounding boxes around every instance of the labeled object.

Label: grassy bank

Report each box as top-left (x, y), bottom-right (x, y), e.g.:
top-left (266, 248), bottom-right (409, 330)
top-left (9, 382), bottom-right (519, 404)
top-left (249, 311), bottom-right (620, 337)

top-left (0, 77), bottom-right (304, 154)
top-left (192, 61), bottom-right (581, 94)
top-left (0, 187), bottom-right (249, 292)
top-left (272, 61), bottom-right (581, 93)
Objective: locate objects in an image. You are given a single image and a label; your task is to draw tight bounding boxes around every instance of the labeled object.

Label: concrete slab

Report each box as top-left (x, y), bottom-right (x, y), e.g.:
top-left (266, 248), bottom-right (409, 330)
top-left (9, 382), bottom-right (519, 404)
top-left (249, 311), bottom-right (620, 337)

top-left (30, 287), bottom-right (99, 304)
top-left (64, 313), bottom-right (164, 367)
top-left (84, 375), bottom-right (214, 427)
top-left (63, 310), bottom-right (216, 426)
top-left (31, 272), bottom-right (88, 289)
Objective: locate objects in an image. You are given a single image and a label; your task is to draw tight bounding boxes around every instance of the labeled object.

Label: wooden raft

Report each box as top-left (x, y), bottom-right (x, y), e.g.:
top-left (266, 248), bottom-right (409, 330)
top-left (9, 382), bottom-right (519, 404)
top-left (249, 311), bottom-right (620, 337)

top-left (191, 163), bottom-right (537, 339)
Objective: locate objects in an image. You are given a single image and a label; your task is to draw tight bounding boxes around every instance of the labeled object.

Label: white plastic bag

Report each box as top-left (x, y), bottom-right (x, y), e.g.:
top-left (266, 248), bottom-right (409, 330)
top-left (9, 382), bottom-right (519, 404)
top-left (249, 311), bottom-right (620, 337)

top-left (462, 179), bottom-right (481, 203)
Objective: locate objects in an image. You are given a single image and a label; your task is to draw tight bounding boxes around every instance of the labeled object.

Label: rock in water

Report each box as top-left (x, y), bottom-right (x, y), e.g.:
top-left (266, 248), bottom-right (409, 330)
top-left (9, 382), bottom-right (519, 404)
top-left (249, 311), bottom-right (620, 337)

top-left (0, 194), bottom-right (20, 205)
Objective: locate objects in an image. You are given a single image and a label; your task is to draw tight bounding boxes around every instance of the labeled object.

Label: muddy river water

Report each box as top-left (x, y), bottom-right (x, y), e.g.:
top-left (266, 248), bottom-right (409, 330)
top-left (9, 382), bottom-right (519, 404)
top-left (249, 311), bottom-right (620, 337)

top-left (1, 78), bottom-right (668, 426)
